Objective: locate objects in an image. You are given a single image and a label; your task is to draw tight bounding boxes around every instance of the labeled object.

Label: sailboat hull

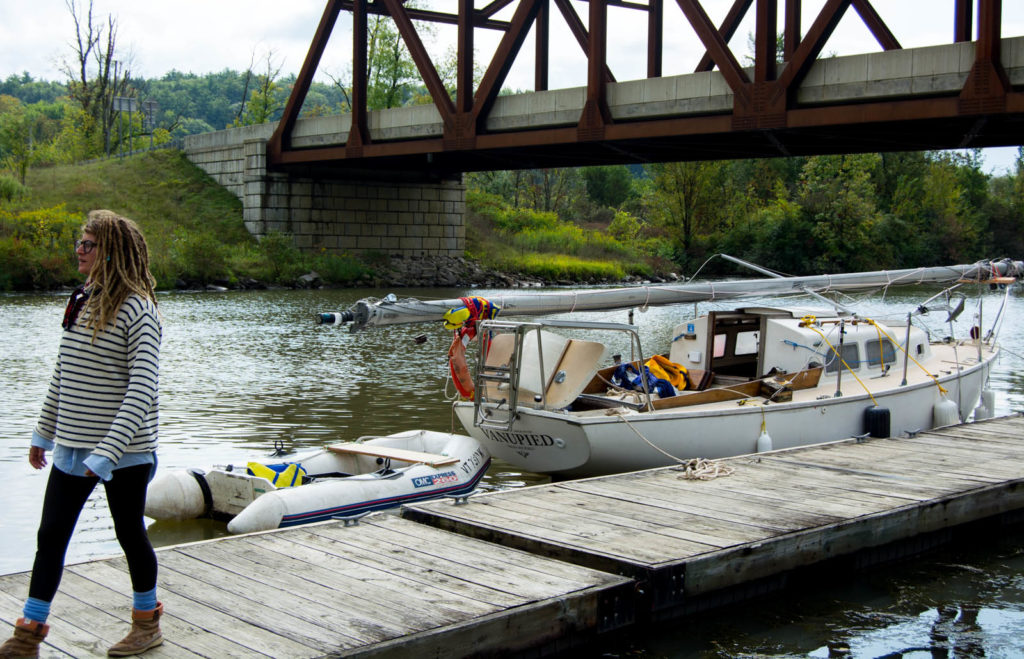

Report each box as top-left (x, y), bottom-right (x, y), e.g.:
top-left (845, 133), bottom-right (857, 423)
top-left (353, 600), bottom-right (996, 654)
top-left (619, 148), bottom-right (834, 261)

top-left (455, 353), bottom-right (992, 477)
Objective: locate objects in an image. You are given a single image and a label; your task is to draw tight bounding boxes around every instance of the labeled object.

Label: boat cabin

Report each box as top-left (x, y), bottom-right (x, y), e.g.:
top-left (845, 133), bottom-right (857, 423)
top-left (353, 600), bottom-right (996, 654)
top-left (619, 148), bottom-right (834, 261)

top-left (469, 307), bottom-right (933, 422)
top-left (667, 307), bottom-right (931, 381)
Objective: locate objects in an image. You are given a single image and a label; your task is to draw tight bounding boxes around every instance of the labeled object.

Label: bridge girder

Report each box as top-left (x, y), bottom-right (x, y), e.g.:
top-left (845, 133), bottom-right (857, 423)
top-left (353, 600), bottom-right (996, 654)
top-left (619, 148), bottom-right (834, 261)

top-left (267, 0), bottom-right (1020, 180)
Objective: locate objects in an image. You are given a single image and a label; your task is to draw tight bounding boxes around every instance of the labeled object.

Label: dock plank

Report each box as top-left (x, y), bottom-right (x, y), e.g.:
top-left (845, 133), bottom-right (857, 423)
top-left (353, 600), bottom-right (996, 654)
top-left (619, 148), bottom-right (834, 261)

top-left (606, 456), bottom-right (931, 510)
top-left (241, 528), bottom-right (509, 619)
top-left (273, 527), bottom-right (529, 609)
top-left (0, 583), bottom-right (78, 658)
top-left (894, 431), bottom-right (1024, 458)
top-left (334, 515), bottom-right (616, 596)
top-left (558, 474), bottom-right (850, 527)
top-left (173, 538), bottom-right (436, 636)
top-left (400, 490), bottom-right (696, 565)
top-left (762, 443), bottom-right (1017, 487)
top-left (61, 559), bottom-right (289, 658)
top-left (876, 434), bottom-right (1022, 462)
top-left (495, 485), bottom-right (779, 547)
top-left (81, 556), bottom-right (336, 656)
top-left (470, 487), bottom-right (758, 548)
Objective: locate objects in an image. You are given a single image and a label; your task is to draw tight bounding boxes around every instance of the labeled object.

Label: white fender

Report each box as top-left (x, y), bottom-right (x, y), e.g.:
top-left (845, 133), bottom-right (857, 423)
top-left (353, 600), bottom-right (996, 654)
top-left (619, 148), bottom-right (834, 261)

top-left (145, 470), bottom-right (205, 521)
top-left (974, 388), bottom-right (995, 421)
top-left (227, 491), bottom-right (286, 534)
top-left (933, 398), bottom-right (959, 427)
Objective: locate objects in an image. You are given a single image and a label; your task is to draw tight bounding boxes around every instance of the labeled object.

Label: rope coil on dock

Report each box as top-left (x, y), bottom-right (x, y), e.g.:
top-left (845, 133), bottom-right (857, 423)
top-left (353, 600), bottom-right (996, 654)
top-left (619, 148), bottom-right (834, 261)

top-left (675, 458), bottom-right (735, 480)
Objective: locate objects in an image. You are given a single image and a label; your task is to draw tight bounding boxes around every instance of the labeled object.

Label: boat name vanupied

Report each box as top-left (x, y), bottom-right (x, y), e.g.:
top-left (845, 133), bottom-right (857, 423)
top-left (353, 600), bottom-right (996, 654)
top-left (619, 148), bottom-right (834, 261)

top-left (480, 430), bottom-right (559, 447)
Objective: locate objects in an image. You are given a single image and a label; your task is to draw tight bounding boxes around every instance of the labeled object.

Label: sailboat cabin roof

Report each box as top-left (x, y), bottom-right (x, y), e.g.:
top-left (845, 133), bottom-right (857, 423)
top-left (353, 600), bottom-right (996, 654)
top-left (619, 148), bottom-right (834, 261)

top-left (669, 307), bottom-right (929, 379)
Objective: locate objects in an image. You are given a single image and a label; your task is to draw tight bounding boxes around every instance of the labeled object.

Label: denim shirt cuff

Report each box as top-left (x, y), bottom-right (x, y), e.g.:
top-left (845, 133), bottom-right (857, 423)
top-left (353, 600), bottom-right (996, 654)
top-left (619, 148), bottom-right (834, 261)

top-left (31, 429), bottom-right (54, 451)
top-left (84, 454), bottom-right (115, 482)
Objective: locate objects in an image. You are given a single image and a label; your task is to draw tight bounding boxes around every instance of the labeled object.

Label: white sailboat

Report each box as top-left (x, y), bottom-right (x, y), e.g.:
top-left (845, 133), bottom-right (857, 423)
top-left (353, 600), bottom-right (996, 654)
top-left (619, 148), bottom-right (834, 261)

top-left (320, 258), bottom-right (1020, 477)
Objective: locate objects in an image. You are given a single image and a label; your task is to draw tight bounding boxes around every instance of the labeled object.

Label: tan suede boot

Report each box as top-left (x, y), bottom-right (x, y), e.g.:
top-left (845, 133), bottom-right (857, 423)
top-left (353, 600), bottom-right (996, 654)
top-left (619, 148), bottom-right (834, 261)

top-left (107, 603), bottom-right (163, 657)
top-left (0, 618), bottom-right (49, 659)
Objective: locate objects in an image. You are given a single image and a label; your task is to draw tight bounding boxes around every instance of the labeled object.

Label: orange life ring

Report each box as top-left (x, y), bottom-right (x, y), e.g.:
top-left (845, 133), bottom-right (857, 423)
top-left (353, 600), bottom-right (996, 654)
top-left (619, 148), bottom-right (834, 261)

top-left (448, 334), bottom-right (474, 399)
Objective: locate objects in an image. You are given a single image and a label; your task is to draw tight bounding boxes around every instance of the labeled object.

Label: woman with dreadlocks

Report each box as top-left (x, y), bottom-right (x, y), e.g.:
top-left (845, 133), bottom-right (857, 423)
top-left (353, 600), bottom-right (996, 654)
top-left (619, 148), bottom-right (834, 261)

top-left (0, 211), bottom-right (164, 659)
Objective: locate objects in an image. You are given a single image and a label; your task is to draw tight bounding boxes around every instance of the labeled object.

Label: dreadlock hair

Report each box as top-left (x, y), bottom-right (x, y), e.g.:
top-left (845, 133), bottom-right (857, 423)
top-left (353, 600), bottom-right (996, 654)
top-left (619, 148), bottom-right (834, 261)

top-left (81, 210), bottom-right (158, 340)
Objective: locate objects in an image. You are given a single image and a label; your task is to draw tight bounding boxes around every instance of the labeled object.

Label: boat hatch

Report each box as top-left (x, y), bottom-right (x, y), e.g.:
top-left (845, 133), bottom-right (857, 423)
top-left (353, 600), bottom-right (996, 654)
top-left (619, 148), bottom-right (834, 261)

top-left (671, 311), bottom-right (782, 379)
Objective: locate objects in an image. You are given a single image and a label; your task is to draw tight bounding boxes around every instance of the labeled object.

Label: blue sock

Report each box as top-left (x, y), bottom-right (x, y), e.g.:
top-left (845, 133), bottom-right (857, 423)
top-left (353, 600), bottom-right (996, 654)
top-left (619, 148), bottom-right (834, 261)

top-left (132, 587), bottom-right (158, 612)
top-left (23, 597), bottom-right (50, 624)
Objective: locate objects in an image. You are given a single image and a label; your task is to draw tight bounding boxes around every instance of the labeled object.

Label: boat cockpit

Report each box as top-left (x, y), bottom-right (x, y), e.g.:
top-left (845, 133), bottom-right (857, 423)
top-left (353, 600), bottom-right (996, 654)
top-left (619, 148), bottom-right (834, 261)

top-left (469, 307), bottom-right (934, 427)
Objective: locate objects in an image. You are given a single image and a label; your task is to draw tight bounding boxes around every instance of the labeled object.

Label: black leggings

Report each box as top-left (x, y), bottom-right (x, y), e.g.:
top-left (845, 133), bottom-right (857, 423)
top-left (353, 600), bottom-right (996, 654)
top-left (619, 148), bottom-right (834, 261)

top-left (28, 464), bottom-right (157, 602)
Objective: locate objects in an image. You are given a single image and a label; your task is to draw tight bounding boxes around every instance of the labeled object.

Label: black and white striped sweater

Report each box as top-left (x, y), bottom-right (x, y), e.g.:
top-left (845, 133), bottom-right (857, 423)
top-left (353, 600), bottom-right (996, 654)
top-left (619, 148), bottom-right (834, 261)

top-left (36, 294), bottom-right (161, 464)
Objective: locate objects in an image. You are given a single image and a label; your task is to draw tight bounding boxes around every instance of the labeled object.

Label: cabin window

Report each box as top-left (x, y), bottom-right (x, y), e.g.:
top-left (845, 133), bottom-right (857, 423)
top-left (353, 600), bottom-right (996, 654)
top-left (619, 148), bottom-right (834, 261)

top-left (825, 343), bottom-right (860, 373)
top-left (735, 331), bottom-right (759, 355)
top-left (866, 339), bottom-right (896, 368)
top-left (713, 333), bottom-right (727, 358)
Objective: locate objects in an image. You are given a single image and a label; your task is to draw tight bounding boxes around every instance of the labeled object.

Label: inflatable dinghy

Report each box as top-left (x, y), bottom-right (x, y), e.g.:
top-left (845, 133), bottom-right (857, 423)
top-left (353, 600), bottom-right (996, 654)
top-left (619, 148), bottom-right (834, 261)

top-left (145, 430), bottom-right (490, 534)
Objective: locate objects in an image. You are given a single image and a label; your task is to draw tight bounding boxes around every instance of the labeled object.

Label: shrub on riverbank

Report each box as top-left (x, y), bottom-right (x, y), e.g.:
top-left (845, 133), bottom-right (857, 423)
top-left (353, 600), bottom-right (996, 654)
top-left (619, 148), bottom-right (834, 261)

top-left (0, 205), bottom-right (81, 289)
top-left (466, 189), bottom-right (654, 281)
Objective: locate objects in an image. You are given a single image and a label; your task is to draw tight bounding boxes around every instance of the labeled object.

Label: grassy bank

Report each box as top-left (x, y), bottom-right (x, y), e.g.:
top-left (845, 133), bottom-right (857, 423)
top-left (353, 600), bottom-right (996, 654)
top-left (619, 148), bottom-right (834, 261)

top-left (465, 190), bottom-right (656, 283)
top-left (1, 152), bottom-right (656, 291)
top-left (1, 151), bottom-right (371, 290)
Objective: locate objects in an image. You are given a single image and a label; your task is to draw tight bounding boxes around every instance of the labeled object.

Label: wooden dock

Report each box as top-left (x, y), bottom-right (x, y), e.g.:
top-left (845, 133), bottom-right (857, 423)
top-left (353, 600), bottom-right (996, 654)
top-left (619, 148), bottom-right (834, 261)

top-left (0, 517), bottom-right (633, 658)
top-left (405, 414), bottom-right (1024, 620)
top-left (2, 414), bottom-right (1023, 656)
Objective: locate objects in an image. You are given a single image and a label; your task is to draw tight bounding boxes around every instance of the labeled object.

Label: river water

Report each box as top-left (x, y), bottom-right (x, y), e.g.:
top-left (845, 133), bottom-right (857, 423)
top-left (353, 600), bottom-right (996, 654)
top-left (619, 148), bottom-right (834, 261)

top-left (2, 284), bottom-right (1023, 657)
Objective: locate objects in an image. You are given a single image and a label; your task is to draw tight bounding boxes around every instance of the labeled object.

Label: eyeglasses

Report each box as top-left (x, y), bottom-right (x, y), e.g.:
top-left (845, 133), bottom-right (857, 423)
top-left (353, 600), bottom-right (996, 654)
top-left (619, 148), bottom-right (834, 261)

top-left (74, 239), bottom-right (98, 254)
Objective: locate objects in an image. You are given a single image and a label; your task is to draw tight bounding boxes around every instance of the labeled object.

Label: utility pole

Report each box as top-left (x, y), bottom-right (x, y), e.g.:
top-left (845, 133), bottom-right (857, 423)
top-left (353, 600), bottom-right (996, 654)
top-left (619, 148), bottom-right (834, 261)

top-left (142, 100), bottom-right (159, 149)
top-left (106, 61), bottom-right (120, 157)
top-left (112, 96), bottom-right (137, 158)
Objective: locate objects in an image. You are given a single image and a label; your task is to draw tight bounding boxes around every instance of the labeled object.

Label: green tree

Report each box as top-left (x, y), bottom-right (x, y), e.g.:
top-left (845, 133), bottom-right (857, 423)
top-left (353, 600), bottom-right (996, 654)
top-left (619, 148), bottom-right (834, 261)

top-left (797, 154), bottom-right (887, 272)
top-left (646, 160), bottom-right (725, 259)
top-left (919, 153), bottom-right (986, 263)
top-left (234, 50), bottom-right (284, 126)
top-left (0, 98), bottom-right (64, 183)
top-left (0, 97), bottom-right (31, 182)
top-left (327, 3), bottom-right (448, 112)
top-left (0, 73), bottom-right (67, 104)
top-left (582, 165), bottom-right (635, 208)
top-left (1016, 147), bottom-right (1024, 205)
top-left (48, 103), bottom-right (97, 164)
top-left (60, 0), bottom-right (131, 158)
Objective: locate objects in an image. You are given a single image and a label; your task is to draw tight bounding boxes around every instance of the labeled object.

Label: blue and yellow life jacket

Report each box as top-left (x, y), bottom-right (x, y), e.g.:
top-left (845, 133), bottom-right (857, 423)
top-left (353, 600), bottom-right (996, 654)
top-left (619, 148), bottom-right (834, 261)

top-left (246, 462), bottom-right (306, 488)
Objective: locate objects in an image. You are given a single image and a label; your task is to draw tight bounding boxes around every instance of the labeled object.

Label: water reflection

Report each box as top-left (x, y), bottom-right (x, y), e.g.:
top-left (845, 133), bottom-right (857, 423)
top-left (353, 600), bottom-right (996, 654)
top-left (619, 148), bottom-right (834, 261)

top-left (596, 528), bottom-right (1024, 657)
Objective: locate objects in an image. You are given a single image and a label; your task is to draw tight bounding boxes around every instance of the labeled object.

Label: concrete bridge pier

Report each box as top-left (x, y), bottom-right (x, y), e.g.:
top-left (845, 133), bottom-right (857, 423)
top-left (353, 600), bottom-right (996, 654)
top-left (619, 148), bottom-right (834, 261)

top-left (186, 130), bottom-right (465, 258)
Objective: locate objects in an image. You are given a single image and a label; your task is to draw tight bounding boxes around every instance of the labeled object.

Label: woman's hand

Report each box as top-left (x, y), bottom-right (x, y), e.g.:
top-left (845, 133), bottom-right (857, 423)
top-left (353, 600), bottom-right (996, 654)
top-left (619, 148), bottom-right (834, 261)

top-left (29, 446), bottom-right (47, 470)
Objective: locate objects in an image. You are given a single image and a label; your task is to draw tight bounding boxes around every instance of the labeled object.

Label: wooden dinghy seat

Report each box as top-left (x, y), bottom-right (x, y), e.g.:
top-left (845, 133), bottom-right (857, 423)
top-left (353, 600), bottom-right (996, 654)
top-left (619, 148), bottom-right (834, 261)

top-left (327, 443), bottom-right (460, 467)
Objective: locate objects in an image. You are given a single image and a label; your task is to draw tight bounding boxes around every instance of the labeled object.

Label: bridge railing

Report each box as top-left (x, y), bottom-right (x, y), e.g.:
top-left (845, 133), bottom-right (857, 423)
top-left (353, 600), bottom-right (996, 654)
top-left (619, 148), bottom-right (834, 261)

top-left (267, 0), bottom-right (1022, 177)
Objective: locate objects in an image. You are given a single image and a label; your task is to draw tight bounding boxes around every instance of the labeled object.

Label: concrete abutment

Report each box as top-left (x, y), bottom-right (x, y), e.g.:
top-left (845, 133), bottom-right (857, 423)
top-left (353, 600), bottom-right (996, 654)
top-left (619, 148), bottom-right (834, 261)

top-left (184, 129), bottom-right (465, 258)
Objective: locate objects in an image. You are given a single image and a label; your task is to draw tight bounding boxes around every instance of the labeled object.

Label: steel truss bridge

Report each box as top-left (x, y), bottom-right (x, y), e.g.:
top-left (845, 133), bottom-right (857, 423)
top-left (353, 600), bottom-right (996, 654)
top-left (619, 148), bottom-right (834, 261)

top-left (267, 0), bottom-right (1023, 179)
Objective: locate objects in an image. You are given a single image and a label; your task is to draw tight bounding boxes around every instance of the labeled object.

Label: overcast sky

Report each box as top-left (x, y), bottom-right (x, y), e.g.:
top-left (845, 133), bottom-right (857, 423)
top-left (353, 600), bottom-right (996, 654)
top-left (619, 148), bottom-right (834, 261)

top-left (2, 0), bottom-right (1021, 172)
